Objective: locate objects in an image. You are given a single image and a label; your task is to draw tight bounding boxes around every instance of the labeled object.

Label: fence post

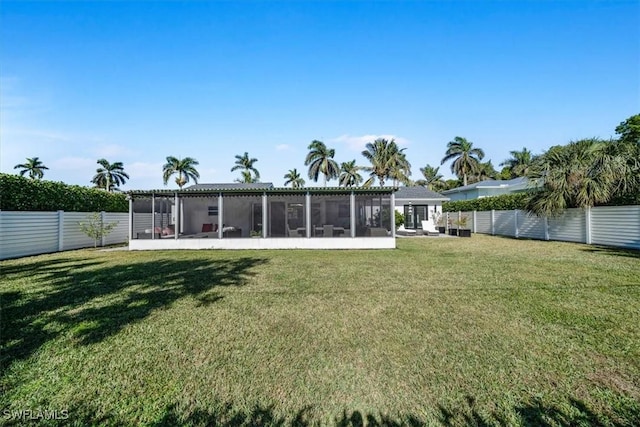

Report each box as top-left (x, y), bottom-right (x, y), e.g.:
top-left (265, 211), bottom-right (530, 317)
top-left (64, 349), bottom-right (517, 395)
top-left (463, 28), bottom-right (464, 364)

top-left (544, 216), bottom-right (550, 241)
top-left (585, 206), bottom-right (592, 244)
top-left (100, 211), bottom-right (106, 247)
top-left (129, 198), bottom-right (134, 241)
top-left (514, 210), bottom-right (519, 238)
top-left (472, 210), bottom-right (477, 233)
top-left (58, 210), bottom-right (64, 251)
top-left (491, 210), bottom-right (495, 235)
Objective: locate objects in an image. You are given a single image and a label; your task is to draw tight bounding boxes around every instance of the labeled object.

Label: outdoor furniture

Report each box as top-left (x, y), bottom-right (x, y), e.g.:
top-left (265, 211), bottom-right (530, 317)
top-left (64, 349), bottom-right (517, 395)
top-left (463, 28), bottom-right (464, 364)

top-left (367, 227), bottom-right (389, 236)
top-left (421, 220), bottom-right (440, 236)
top-left (314, 225), bottom-right (345, 237)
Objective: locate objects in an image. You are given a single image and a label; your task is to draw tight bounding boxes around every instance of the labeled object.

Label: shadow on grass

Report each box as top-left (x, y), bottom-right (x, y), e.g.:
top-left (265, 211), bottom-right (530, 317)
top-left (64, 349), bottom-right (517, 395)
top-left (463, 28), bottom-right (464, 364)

top-left (580, 245), bottom-right (640, 259)
top-left (0, 255), bottom-right (267, 371)
top-left (58, 394), bottom-right (639, 426)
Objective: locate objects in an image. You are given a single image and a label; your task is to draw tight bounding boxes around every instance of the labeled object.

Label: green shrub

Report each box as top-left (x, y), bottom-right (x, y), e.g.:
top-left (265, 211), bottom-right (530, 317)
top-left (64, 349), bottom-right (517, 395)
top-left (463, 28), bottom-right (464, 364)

top-left (394, 210), bottom-right (405, 227)
top-left (443, 193), bottom-right (529, 212)
top-left (0, 173), bottom-right (128, 212)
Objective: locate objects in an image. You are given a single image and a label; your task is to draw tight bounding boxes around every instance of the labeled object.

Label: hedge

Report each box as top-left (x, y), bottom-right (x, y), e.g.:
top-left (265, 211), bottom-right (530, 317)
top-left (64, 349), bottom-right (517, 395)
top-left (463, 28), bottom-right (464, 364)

top-left (442, 193), bottom-right (529, 212)
top-left (0, 173), bottom-right (128, 212)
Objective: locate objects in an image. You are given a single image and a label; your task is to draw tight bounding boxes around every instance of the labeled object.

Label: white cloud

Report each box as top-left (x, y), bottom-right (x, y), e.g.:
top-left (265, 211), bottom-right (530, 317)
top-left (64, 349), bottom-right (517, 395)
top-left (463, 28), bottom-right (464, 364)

top-left (331, 134), bottom-right (410, 151)
top-left (275, 144), bottom-right (291, 151)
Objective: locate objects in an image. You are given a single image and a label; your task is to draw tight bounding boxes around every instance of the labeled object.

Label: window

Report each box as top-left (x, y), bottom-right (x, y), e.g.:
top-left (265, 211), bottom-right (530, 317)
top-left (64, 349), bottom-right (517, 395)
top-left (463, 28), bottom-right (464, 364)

top-left (208, 206), bottom-right (219, 216)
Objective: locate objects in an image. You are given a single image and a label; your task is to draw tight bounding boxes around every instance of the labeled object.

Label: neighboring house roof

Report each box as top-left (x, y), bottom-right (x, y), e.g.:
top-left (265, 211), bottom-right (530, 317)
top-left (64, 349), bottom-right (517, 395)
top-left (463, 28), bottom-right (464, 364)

top-left (394, 186), bottom-right (449, 201)
top-left (185, 182), bottom-right (275, 190)
top-left (440, 177), bottom-right (530, 195)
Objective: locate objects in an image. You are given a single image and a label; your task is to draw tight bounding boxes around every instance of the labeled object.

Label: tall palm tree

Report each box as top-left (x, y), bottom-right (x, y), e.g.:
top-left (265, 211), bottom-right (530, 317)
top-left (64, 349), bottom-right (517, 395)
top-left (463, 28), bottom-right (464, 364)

top-left (525, 138), bottom-right (628, 216)
top-left (91, 159), bottom-right (129, 192)
top-left (304, 140), bottom-right (339, 186)
top-left (231, 152), bottom-right (260, 183)
top-left (361, 138), bottom-right (411, 187)
top-left (387, 143), bottom-right (412, 187)
top-left (500, 147), bottom-right (535, 178)
top-left (416, 164), bottom-right (444, 191)
top-left (441, 136), bottom-right (485, 186)
top-left (162, 156), bottom-right (200, 189)
top-left (283, 168), bottom-right (305, 188)
top-left (14, 157), bottom-right (48, 179)
top-left (338, 160), bottom-right (363, 187)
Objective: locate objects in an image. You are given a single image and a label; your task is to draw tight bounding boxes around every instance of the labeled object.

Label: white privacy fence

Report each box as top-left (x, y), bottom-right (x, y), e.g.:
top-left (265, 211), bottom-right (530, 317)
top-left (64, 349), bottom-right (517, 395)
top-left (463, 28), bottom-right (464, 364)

top-left (446, 205), bottom-right (640, 250)
top-left (0, 211), bottom-right (129, 260)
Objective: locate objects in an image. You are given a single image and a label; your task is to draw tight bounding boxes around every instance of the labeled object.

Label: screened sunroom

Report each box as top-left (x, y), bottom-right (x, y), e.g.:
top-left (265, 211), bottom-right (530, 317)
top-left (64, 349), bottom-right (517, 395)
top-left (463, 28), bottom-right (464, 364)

top-left (127, 184), bottom-right (396, 250)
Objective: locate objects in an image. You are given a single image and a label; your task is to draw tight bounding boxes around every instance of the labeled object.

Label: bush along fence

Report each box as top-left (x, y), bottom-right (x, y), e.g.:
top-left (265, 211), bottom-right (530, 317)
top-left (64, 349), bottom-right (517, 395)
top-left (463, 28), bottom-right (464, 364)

top-left (0, 173), bottom-right (128, 212)
top-left (0, 211), bottom-right (129, 260)
top-left (445, 205), bottom-right (640, 250)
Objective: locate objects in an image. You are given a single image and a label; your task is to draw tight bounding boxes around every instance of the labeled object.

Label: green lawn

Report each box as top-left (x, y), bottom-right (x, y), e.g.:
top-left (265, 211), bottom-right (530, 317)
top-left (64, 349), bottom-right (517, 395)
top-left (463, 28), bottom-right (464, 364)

top-left (1, 235), bottom-right (639, 426)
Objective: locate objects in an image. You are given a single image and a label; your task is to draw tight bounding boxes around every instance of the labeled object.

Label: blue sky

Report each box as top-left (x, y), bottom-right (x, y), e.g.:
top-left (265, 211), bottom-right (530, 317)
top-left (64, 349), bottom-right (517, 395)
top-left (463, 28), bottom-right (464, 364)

top-left (1, 1), bottom-right (638, 189)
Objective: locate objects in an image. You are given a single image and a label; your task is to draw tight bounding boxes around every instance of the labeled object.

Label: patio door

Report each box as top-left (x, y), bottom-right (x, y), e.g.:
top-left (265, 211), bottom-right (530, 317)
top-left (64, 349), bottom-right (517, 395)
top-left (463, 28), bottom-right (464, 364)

top-left (404, 205), bottom-right (428, 229)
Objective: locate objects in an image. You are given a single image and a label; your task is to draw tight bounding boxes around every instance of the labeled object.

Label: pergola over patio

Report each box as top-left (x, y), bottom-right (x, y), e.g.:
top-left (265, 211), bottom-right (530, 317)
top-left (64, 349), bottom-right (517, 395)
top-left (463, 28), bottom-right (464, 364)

top-left (127, 185), bottom-right (396, 250)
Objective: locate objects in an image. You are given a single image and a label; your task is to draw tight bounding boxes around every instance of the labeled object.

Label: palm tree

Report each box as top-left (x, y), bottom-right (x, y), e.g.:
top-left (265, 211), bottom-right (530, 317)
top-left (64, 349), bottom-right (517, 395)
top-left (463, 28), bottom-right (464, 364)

top-left (91, 159), bottom-right (129, 192)
top-left (440, 136), bottom-right (485, 186)
top-left (14, 157), bottom-right (48, 179)
top-left (283, 168), bottom-right (305, 188)
top-left (361, 138), bottom-right (411, 187)
top-left (416, 164), bottom-right (444, 191)
top-left (231, 152), bottom-right (260, 183)
top-left (500, 147), bottom-right (535, 178)
top-left (387, 143), bottom-right (412, 187)
top-left (525, 138), bottom-right (628, 216)
top-left (162, 156), bottom-right (200, 189)
top-left (304, 140), bottom-right (340, 186)
top-left (338, 160), bottom-right (363, 187)
top-left (472, 160), bottom-right (498, 183)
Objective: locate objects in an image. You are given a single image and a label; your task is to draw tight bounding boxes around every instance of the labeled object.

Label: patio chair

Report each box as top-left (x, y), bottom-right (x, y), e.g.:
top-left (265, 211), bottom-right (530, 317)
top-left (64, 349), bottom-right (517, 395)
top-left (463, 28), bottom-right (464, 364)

top-left (421, 220), bottom-right (440, 236)
top-left (322, 224), bottom-right (334, 237)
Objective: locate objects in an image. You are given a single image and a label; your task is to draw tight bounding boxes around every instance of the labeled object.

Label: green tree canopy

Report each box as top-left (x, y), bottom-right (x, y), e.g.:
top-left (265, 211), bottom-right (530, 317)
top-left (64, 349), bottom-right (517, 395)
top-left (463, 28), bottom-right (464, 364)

top-left (338, 160), bottom-right (363, 187)
top-left (525, 138), bottom-right (629, 216)
top-left (441, 137), bottom-right (485, 186)
top-left (14, 157), bottom-right (49, 180)
top-left (304, 140), bottom-right (339, 186)
top-left (162, 156), bottom-right (200, 189)
top-left (91, 159), bottom-right (129, 192)
top-left (415, 164), bottom-right (444, 191)
top-left (283, 168), bottom-right (305, 188)
top-left (500, 147), bottom-right (536, 178)
top-left (615, 114), bottom-right (640, 145)
top-left (361, 138), bottom-right (411, 187)
top-left (231, 152), bottom-right (260, 183)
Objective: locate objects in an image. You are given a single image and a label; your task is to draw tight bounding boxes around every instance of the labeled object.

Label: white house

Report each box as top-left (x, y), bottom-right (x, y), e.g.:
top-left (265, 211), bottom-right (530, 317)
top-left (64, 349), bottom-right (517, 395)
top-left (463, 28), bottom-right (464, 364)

top-left (393, 186), bottom-right (449, 233)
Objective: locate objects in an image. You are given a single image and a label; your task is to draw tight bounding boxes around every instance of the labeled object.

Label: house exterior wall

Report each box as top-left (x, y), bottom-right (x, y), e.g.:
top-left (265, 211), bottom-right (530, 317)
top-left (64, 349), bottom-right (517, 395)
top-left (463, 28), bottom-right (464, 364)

top-left (446, 190), bottom-right (480, 201)
top-left (394, 200), bottom-right (444, 232)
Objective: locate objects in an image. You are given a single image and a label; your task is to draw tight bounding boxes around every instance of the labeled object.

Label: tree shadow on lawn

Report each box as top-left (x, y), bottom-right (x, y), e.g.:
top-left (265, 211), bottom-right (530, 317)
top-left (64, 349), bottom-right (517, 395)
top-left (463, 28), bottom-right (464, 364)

top-left (580, 245), bottom-right (640, 259)
top-left (60, 394), bottom-right (639, 426)
top-left (0, 255), bottom-right (267, 372)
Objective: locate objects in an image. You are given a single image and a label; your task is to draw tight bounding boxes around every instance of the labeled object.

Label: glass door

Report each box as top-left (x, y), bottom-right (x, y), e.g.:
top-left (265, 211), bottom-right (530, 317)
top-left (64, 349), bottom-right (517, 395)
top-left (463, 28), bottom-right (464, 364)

top-left (404, 205), bottom-right (428, 229)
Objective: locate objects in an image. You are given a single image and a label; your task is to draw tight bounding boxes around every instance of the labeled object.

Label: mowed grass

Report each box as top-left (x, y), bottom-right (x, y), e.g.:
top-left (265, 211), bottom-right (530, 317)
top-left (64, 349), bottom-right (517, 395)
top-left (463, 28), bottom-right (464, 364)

top-left (1, 235), bottom-right (639, 426)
